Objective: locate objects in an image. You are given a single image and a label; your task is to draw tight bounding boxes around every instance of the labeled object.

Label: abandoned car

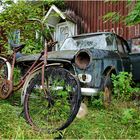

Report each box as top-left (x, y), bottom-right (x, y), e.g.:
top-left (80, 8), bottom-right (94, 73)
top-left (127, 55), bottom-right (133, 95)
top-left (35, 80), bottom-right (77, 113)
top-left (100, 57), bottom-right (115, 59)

top-left (17, 32), bottom-right (140, 105)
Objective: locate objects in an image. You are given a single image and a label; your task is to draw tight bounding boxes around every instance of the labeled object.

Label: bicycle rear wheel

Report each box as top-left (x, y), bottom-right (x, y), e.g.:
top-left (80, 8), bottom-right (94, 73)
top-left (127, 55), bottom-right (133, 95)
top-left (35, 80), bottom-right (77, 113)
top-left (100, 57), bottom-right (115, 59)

top-left (0, 57), bottom-right (9, 79)
top-left (0, 56), bottom-right (12, 99)
top-left (24, 66), bottom-right (81, 133)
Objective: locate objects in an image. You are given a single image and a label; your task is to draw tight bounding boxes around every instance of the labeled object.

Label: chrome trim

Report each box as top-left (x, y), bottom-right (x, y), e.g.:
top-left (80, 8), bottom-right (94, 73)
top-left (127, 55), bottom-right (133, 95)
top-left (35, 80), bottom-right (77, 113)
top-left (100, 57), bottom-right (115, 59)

top-left (81, 88), bottom-right (99, 96)
top-left (78, 73), bottom-right (92, 83)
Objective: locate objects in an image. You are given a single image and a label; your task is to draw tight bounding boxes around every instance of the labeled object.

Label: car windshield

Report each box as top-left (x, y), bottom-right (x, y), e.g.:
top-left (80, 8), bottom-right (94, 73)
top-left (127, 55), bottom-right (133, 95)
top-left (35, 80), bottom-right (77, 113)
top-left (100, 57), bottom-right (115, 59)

top-left (60, 34), bottom-right (114, 51)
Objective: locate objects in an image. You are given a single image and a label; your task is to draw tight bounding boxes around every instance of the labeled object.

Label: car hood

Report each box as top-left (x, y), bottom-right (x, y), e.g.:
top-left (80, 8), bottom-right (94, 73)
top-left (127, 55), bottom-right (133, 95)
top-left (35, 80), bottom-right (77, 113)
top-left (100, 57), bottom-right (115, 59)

top-left (16, 50), bottom-right (78, 62)
top-left (48, 50), bottom-right (77, 60)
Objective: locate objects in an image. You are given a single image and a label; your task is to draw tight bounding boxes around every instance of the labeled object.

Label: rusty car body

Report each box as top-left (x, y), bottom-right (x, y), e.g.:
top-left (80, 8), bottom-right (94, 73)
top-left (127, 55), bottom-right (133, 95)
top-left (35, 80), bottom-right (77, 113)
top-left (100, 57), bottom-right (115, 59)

top-left (17, 32), bottom-right (140, 97)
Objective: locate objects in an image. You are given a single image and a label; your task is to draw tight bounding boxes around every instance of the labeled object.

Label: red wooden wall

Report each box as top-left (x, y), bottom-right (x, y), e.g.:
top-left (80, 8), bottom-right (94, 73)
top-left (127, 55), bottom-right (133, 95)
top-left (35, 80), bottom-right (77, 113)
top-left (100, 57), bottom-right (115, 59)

top-left (65, 1), bottom-right (139, 40)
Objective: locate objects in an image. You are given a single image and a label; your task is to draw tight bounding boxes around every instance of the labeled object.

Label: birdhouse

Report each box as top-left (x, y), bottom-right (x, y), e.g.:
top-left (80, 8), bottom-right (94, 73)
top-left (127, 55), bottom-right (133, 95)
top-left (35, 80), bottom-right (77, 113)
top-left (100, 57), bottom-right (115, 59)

top-left (44, 5), bottom-right (77, 50)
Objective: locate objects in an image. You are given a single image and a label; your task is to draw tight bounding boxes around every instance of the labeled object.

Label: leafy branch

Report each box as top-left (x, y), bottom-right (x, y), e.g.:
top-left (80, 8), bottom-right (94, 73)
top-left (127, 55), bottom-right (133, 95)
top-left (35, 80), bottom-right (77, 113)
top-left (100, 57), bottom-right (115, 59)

top-left (103, 1), bottom-right (140, 26)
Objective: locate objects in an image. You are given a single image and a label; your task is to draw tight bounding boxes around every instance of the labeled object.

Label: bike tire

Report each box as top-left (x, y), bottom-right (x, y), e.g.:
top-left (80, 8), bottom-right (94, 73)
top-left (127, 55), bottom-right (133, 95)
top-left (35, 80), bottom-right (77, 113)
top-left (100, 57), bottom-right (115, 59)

top-left (24, 66), bottom-right (81, 133)
top-left (0, 56), bottom-right (11, 80)
top-left (0, 56), bottom-right (12, 99)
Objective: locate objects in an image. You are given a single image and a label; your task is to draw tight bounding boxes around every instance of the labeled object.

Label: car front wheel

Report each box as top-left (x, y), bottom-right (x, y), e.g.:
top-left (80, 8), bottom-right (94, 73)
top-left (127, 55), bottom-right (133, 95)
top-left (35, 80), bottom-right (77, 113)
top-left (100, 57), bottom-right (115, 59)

top-left (103, 74), bottom-right (113, 108)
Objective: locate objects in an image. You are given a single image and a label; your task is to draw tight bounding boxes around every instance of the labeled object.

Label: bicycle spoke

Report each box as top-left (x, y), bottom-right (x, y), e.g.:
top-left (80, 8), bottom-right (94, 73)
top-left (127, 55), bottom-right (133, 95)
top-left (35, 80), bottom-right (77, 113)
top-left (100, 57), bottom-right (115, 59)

top-left (24, 67), bottom-right (81, 132)
top-left (0, 58), bottom-right (11, 99)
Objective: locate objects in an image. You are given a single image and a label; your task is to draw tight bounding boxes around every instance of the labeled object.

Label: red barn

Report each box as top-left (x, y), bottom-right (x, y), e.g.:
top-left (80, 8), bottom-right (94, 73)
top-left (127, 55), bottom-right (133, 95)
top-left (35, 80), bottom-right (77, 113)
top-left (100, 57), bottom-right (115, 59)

top-left (64, 1), bottom-right (140, 40)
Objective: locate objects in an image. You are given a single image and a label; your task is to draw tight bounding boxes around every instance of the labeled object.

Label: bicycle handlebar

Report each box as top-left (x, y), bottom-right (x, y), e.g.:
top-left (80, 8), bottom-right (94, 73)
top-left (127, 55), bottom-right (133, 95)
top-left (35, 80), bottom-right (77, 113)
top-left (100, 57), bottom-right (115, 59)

top-left (28, 18), bottom-right (57, 46)
top-left (28, 18), bottom-right (43, 24)
top-left (28, 18), bottom-right (49, 41)
top-left (28, 18), bottom-right (46, 29)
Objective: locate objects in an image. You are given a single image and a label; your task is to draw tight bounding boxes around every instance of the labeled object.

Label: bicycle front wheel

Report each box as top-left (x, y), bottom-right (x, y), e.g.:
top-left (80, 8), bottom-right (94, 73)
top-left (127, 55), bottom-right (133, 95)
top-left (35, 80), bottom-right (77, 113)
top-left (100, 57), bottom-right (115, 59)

top-left (24, 66), bottom-right (81, 133)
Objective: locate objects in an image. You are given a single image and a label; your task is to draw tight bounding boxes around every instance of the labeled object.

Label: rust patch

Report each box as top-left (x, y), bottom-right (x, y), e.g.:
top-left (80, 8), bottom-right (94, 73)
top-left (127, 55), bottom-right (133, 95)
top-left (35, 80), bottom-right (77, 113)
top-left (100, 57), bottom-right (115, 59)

top-left (75, 50), bottom-right (91, 69)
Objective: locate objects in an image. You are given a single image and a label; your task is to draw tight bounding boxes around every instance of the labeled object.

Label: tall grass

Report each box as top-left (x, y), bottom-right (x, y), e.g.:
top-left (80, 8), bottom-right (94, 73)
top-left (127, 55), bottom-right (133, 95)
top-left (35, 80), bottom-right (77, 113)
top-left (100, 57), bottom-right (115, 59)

top-left (1, 72), bottom-right (140, 139)
top-left (0, 93), bottom-right (58, 139)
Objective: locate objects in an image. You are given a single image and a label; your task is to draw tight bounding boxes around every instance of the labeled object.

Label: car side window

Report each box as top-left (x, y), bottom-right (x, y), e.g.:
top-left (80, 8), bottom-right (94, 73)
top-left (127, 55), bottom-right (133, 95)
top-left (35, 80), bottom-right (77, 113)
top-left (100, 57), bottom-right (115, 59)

top-left (122, 41), bottom-right (129, 53)
top-left (106, 35), bottom-right (114, 50)
top-left (117, 38), bottom-right (125, 53)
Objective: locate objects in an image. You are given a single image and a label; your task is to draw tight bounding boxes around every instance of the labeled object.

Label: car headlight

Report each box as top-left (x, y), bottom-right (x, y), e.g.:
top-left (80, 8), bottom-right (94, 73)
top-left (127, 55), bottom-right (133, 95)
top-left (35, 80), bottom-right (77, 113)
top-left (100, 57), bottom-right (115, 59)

top-left (75, 49), bottom-right (92, 69)
top-left (78, 73), bottom-right (92, 83)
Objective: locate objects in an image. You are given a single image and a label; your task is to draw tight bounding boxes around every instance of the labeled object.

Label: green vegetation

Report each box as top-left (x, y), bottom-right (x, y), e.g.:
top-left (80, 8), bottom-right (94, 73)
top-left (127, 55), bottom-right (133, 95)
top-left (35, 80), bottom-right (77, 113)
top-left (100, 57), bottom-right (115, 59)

top-left (64, 100), bottom-right (140, 139)
top-left (0, 93), bottom-right (59, 139)
top-left (64, 72), bottom-right (140, 139)
top-left (103, 1), bottom-right (140, 26)
top-left (1, 0), bottom-right (140, 138)
top-left (111, 72), bottom-right (133, 100)
top-left (1, 72), bottom-right (140, 139)
top-left (0, 0), bottom-right (64, 54)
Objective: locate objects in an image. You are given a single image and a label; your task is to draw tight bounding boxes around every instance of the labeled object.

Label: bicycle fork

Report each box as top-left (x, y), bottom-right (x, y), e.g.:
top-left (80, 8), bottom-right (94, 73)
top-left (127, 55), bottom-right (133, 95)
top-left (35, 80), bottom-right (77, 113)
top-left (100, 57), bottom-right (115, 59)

top-left (41, 42), bottom-right (53, 105)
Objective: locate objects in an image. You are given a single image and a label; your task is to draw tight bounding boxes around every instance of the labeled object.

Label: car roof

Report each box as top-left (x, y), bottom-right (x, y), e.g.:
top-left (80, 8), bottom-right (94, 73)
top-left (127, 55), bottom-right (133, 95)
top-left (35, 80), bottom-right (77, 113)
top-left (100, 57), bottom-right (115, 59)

top-left (71, 32), bottom-right (116, 39)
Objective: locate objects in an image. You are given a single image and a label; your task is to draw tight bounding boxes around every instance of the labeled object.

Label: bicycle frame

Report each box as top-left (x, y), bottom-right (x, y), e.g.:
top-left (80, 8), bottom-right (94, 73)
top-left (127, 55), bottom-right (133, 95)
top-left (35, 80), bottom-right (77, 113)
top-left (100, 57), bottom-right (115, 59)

top-left (0, 18), bottom-right (58, 99)
top-left (0, 44), bottom-right (61, 100)
top-left (0, 48), bottom-right (44, 93)
top-left (12, 50), bottom-right (45, 91)
top-left (0, 42), bottom-right (49, 92)
top-left (10, 41), bottom-right (59, 92)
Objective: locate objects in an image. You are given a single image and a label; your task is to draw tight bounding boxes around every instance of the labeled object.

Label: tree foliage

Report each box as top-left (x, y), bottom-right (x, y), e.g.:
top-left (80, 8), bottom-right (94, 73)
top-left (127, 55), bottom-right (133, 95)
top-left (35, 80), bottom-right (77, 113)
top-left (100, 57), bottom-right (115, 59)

top-left (103, 1), bottom-right (140, 26)
top-left (125, 1), bottom-right (140, 25)
top-left (0, 0), bottom-right (64, 54)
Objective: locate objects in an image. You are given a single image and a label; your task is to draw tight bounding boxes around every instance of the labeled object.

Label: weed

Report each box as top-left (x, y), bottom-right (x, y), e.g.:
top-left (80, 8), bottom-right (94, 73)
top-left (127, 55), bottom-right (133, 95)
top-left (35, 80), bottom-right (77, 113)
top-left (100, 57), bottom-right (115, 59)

top-left (89, 92), bottom-right (104, 108)
top-left (13, 67), bottom-right (22, 85)
top-left (121, 108), bottom-right (137, 124)
top-left (111, 72), bottom-right (133, 100)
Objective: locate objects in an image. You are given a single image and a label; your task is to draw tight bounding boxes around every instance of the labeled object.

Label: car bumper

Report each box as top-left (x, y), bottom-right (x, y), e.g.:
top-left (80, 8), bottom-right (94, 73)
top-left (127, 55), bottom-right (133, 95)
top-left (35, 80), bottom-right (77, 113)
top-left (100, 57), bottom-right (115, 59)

top-left (81, 88), bottom-right (100, 96)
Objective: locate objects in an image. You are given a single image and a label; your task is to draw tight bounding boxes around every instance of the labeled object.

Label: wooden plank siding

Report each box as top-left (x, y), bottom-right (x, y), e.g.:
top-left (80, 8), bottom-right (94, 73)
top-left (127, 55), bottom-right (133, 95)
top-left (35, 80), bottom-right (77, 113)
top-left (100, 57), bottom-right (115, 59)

top-left (65, 1), bottom-right (139, 40)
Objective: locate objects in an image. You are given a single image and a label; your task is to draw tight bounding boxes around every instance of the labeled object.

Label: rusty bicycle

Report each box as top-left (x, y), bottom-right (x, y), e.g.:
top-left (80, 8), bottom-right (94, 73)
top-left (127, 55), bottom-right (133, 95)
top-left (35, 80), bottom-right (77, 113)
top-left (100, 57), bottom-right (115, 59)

top-left (0, 18), bottom-right (81, 133)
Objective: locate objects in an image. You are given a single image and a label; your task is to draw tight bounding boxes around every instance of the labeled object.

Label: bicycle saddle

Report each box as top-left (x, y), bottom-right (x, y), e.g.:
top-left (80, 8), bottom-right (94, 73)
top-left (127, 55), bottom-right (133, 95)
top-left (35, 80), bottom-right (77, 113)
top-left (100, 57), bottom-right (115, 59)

top-left (10, 43), bottom-right (25, 52)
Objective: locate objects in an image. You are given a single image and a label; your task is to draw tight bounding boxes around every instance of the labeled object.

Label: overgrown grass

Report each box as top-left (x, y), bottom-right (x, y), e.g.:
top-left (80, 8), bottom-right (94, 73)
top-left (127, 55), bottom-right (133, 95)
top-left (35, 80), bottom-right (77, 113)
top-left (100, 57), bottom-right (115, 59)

top-left (0, 92), bottom-right (59, 139)
top-left (1, 72), bottom-right (140, 139)
top-left (63, 99), bottom-right (140, 139)
top-left (1, 93), bottom-right (140, 139)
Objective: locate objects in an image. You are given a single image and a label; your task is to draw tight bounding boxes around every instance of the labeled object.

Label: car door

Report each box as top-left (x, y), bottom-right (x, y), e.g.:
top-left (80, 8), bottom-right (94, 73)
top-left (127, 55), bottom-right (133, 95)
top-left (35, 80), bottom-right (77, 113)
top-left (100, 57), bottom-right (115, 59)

top-left (116, 37), bottom-right (131, 72)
